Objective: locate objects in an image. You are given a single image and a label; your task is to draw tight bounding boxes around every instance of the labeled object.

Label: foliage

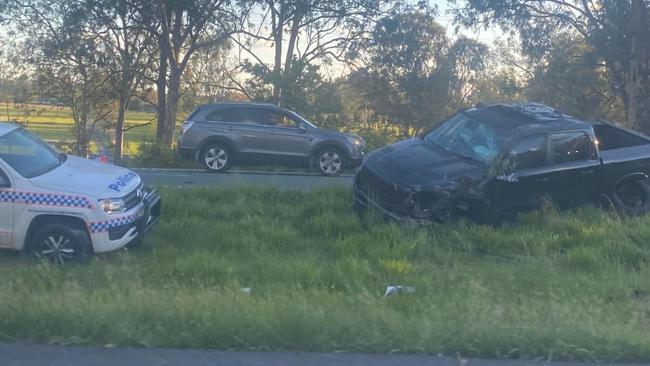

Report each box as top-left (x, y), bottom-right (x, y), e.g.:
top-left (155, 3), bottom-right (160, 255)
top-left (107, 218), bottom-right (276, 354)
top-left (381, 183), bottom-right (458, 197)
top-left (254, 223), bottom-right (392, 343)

top-left (450, 0), bottom-right (650, 132)
top-left (349, 7), bottom-right (490, 137)
top-left (524, 37), bottom-right (624, 121)
top-left (3, 187), bottom-right (650, 361)
top-left (232, 0), bottom-right (398, 106)
top-left (129, 140), bottom-right (195, 168)
top-left (8, 0), bottom-right (115, 156)
top-left (243, 59), bottom-right (342, 119)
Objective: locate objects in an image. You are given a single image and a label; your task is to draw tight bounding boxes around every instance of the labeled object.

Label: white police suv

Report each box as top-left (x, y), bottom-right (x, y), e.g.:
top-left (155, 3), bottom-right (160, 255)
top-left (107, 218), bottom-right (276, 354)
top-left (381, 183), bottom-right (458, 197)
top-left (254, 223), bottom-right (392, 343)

top-left (0, 122), bottom-right (161, 263)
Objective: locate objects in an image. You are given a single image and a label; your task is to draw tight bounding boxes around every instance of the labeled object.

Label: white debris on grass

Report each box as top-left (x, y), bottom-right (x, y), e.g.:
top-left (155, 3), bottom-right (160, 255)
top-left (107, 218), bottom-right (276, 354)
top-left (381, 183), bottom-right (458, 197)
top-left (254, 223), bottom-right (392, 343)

top-left (384, 285), bottom-right (416, 298)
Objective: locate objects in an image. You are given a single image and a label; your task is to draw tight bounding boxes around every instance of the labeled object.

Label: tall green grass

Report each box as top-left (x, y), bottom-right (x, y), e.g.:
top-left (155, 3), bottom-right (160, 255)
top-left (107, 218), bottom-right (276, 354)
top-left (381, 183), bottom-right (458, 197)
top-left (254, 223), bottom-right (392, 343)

top-left (1, 187), bottom-right (650, 361)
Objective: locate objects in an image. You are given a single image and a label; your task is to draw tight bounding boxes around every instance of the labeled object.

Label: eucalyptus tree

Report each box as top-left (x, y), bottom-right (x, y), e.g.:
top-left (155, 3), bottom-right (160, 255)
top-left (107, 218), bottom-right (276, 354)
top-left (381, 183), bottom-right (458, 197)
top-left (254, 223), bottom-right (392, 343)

top-left (451, 0), bottom-right (650, 132)
top-left (232, 0), bottom-right (397, 106)
top-left (8, 0), bottom-right (114, 156)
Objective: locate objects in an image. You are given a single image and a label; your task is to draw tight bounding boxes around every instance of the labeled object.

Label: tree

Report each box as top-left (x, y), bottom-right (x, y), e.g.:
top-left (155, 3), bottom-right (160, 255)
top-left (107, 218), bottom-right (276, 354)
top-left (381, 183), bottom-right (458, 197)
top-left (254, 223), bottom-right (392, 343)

top-left (349, 7), bottom-right (490, 137)
top-left (451, 0), bottom-right (650, 132)
top-left (232, 0), bottom-right (395, 107)
top-left (150, 0), bottom-right (233, 146)
top-left (88, 0), bottom-right (154, 162)
top-left (8, 0), bottom-right (114, 155)
top-left (524, 36), bottom-right (623, 120)
top-left (447, 37), bottom-right (490, 107)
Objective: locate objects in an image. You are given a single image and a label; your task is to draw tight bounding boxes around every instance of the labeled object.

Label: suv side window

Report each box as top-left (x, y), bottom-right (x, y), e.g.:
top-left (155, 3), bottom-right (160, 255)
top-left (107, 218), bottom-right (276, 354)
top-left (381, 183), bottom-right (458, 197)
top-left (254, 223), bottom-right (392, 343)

top-left (237, 108), bottom-right (269, 125)
top-left (550, 132), bottom-right (590, 164)
top-left (205, 108), bottom-right (239, 122)
top-left (268, 111), bottom-right (300, 128)
top-left (510, 135), bottom-right (547, 171)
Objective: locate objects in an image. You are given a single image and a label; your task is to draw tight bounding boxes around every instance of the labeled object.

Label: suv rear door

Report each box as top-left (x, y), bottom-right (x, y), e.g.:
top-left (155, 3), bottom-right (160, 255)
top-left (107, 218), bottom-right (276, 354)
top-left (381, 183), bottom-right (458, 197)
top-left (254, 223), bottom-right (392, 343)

top-left (204, 107), bottom-right (275, 162)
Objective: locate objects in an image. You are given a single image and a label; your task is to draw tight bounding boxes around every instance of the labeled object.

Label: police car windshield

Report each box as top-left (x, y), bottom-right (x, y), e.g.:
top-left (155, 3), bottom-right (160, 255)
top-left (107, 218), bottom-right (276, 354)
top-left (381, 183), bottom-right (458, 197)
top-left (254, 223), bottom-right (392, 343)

top-left (0, 128), bottom-right (61, 178)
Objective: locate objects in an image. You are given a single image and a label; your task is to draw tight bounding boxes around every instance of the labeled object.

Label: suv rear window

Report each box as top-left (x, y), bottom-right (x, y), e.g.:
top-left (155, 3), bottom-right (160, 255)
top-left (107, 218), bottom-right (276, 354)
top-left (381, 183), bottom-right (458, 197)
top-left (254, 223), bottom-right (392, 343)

top-left (550, 132), bottom-right (590, 164)
top-left (205, 108), bottom-right (239, 122)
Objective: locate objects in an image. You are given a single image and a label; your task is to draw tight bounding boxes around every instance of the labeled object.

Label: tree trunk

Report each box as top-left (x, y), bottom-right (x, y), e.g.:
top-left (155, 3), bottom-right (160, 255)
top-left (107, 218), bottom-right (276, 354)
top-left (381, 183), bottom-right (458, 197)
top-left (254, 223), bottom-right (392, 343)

top-left (156, 31), bottom-right (169, 143)
top-left (163, 65), bottom-right (181, 146)
top-left (280, 11), bottom-right (302, 106)
top-left (624, 0), bottom-right (650, 133)
top-left (271, 3), bottom-right (283, 105)
top-left (114, 95), bottom-right (129, 163)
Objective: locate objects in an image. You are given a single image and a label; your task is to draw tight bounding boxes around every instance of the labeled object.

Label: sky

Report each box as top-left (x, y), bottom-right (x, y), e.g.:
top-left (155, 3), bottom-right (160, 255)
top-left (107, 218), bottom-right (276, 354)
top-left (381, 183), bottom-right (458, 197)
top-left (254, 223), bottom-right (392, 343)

top-left (242, 0), bottom-right (505, 77)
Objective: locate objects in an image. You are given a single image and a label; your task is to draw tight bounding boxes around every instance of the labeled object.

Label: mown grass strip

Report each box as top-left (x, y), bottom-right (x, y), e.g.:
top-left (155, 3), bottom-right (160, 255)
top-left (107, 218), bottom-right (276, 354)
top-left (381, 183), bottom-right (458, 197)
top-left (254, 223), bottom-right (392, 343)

top-left (1, 186), bottom-right (650, 361)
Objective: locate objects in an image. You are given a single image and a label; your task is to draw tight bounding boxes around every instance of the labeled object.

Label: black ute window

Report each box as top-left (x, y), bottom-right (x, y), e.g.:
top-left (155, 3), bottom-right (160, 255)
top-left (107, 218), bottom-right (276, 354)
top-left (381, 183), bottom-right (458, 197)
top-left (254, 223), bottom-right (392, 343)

top-left (551, 132), bottom-right (590, 164)
top-left (510, 135), bottom-right (547, 170)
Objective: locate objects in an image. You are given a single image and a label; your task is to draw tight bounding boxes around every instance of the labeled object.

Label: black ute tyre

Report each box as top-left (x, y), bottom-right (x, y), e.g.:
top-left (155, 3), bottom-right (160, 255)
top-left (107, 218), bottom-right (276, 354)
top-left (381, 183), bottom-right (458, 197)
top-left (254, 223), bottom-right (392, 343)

top-left (28, 223), bottom-right (92, 263)
top-left (316, 147), bottom-right (345, 176)
top-left (201, 143), bottom-right (231, 172)
top-left (611, 178), bottom-right (650, 216)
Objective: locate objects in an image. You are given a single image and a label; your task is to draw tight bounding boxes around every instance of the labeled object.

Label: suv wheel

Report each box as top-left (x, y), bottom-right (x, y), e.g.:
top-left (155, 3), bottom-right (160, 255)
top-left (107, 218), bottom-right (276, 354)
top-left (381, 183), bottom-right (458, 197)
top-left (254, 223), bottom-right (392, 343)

top-left (29, 223), bottom-right (92, 264)
top-left (611, 178), bottom-right (650, 216)
top-left (316, 147), bottom-right (345, 176)
top-left (201, 143), bottom-right (231, 172)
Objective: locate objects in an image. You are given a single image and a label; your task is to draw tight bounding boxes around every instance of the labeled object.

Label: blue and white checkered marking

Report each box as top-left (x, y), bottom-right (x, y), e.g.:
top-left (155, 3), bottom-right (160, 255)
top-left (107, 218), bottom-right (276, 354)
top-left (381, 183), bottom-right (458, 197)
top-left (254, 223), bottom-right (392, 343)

top-left (0, 190), bottom-right (92, 209)
top-left (89, 212), bottom-right (139, 234)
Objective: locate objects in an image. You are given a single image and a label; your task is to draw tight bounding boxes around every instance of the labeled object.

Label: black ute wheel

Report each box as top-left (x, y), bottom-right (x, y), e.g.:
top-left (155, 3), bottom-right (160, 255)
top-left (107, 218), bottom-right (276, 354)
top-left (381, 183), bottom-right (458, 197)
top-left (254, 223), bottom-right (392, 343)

top-left (28, 223), bottom-right (92, 263)
top-left (315, 147), bottom-right (345, 176)
top-left (201, 143), bottom-right (232, 172)
top-left (611, 178), bottom-right (650, 216)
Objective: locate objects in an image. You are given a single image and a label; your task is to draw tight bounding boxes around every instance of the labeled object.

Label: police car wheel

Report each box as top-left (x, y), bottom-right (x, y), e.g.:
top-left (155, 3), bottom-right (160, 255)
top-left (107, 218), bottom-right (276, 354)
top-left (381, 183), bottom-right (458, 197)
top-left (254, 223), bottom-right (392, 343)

top-left (29, 223), bottom-right (92, 264)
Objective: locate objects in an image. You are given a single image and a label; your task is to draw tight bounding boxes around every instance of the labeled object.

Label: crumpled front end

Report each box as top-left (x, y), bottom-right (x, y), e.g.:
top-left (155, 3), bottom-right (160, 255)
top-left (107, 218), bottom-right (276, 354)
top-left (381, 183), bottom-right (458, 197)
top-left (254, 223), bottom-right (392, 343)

top-left (353, 165), bottom-right (488, 224)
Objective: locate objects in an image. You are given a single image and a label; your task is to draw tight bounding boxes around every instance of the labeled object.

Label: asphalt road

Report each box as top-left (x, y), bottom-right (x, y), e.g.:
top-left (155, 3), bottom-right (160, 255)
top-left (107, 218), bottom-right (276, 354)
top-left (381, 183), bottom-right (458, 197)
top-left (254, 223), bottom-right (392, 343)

top-left (133, 168), bottom-right (353, 190)
top-left (2, 344), bottom-right (643, 366)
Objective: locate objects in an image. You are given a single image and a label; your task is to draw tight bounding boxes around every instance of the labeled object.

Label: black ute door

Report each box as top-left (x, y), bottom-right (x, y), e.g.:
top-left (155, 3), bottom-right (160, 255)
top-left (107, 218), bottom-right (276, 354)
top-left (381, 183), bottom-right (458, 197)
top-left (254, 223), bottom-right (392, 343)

top-left (542, 131), bottom-right (600, 207)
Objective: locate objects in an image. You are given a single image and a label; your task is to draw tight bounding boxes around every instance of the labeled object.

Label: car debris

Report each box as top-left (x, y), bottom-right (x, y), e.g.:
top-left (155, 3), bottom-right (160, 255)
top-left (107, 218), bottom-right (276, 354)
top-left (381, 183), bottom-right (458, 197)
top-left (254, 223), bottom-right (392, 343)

top-left (384, 285), bottom-right (416, 298)
top-left (241, 287), bottom-right (252, 294)
top-left (354, 102), bottom-right (650, 223)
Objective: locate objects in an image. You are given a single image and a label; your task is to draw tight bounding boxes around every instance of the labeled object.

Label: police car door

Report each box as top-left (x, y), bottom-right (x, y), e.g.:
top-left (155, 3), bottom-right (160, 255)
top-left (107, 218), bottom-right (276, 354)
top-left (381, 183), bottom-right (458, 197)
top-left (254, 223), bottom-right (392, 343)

top-left (0, 163), bottom-right (14, 248)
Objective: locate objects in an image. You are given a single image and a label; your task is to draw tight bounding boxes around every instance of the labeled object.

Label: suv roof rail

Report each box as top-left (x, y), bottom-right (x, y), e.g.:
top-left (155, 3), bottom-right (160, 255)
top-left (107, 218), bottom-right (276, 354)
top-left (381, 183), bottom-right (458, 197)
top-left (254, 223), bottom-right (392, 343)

top-left (201, 101), bottom-right (278, 107)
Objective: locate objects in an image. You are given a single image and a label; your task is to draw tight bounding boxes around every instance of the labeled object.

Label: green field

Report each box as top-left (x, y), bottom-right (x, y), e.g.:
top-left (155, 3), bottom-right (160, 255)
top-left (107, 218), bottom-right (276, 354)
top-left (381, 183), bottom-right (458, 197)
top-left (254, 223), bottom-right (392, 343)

top-left (1, 187), bottom-right (650, 361)
top-left (1, 103), bottom-right (159, 155)
top-left (0, 103), bottom-right (401, 157)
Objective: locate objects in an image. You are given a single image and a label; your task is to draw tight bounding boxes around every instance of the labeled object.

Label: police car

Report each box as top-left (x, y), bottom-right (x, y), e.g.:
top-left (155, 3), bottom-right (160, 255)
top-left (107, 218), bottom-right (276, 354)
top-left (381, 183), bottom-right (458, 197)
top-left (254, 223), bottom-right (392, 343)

top-left (0, 122), bottom-right (161, 263)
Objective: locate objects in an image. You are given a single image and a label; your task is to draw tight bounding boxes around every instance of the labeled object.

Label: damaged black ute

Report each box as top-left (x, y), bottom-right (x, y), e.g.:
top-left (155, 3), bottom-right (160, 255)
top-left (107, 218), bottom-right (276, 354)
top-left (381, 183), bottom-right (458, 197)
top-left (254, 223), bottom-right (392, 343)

top-left (353, 103), bottom-right (650, 223)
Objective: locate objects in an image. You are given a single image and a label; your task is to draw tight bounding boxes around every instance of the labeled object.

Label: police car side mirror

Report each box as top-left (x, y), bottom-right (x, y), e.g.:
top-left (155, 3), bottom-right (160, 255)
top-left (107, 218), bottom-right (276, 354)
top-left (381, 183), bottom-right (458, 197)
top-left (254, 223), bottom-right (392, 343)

top-left (0, 174), bottom-right (8, 188)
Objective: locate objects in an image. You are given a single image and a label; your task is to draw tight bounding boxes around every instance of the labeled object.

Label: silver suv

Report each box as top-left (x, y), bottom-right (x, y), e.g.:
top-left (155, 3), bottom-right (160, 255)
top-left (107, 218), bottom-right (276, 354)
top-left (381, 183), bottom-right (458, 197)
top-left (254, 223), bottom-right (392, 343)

top-left (177, 103), bottom-right (366, 176)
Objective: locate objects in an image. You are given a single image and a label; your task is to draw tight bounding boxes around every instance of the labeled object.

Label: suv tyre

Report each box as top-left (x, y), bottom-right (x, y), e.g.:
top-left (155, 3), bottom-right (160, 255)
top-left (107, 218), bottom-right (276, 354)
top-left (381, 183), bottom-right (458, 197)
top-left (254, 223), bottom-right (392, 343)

top-left (201, 143), bottom-right (232, 172)
top-left (316, 147), bottom-right (345, 176)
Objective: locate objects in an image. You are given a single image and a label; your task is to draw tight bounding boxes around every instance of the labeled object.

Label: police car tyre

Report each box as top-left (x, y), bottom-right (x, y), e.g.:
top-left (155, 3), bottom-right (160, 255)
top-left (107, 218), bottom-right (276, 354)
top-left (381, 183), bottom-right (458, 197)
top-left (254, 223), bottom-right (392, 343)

top-left (28, 223), bottom-right (92, 263)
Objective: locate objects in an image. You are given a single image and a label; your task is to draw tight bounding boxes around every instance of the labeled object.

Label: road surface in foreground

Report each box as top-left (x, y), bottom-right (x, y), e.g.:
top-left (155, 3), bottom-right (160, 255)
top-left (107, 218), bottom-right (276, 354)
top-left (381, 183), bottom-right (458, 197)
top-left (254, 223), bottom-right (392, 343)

top-left (1, 344), bottom-right (643, 366)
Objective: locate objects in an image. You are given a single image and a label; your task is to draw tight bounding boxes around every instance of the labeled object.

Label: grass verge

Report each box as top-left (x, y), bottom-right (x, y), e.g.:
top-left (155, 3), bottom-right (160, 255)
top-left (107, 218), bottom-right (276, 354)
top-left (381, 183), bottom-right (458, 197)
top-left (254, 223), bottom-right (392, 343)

top-left (1, 187), bottom-right (650, 362)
